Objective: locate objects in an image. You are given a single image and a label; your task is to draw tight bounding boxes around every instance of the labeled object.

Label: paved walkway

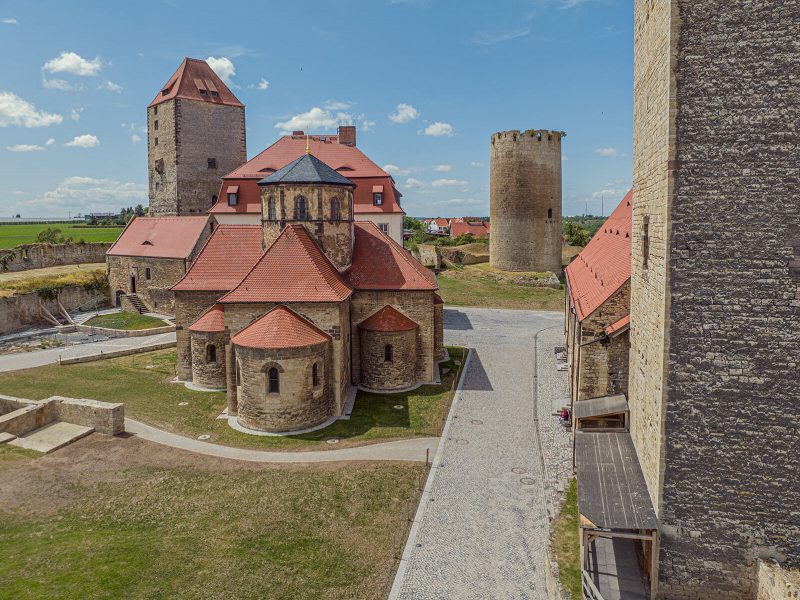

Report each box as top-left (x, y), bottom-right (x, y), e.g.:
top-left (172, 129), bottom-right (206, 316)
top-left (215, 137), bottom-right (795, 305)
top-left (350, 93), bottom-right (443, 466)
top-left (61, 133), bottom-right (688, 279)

top-left (126, 419), bottom-right (438, 463)
top-left (392, 306), bottom-right (567, 600)
top-left (0, 332), bottom-right (176, 372)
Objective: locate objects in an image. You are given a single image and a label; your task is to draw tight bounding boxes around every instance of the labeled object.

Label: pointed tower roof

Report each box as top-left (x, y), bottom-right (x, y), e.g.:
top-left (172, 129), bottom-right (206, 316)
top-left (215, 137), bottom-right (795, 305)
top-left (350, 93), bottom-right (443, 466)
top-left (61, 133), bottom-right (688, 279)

top-left (188, 304), bottom-right (226, 333)
top-left (149, 58), bottom-right (244, 108)
top-left (221, 224), bottom-right (352, 303)
top-left (231, 306), bottom-right (331, 349)
top-left (257, 153), bottom-right (354, 187)
top-left (358, 306), bottom-right (418, 332)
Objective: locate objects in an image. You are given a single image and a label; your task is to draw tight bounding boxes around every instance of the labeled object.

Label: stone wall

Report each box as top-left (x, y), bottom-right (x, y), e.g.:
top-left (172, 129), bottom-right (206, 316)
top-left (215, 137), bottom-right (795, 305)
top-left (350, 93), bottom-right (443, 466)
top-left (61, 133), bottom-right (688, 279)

top-left (433, 302), bottom-right (444, 361)
top-left (190, 330), bottom-right (228, 390)
top-left (106, 255), bottom-right (188, 314)
top-left (359, 328), bottom-right (417, 390)
top-left (174, 290), bottom-right (225, 380)
top-left (489, 129), bottom-right (563, 273)
top-left (51, 396), bottom-right (124, 435)
top-left (756, 561), bottom-right (800, 600)
top-left (0, 285), bottom-right (108, 335)
top-left (235, 341), bottom-right (332, 432)
top-left (1, 242), bottom-right (111, 273)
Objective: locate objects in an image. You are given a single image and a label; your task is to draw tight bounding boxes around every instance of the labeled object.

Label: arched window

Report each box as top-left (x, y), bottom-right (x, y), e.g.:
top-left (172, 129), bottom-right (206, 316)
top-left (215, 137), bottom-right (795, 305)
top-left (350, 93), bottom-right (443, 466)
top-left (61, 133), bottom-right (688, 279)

top-left (295, 196), bottom-right (308, 220)
top-left (267, 197), bottom-right (276, 220)
top-left (547, 208), bottom-right (553, 219)
top-left (330, 198), bottom-right (341, 221)
top-left (206, 344), bottom-right (217, 363)
top-left (211, 194), bottom-right (217, 207)
top-left (384, 344), bottom-right (393, 363)
top-left (268, 367), bottom-right (280, 394)
top-left (312, 362), bottom-right (320, 387)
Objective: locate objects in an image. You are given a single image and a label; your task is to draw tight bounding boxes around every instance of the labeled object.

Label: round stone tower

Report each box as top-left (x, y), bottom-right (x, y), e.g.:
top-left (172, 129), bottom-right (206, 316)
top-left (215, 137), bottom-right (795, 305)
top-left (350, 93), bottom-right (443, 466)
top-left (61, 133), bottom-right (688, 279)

top-left (489, 129), bottom-right (564, 273)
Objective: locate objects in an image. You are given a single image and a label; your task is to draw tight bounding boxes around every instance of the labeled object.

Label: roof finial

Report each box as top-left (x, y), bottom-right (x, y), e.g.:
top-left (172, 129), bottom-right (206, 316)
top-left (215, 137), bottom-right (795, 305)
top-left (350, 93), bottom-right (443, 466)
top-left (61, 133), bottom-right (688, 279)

top-left (305, 133), bottom-right (311, 155)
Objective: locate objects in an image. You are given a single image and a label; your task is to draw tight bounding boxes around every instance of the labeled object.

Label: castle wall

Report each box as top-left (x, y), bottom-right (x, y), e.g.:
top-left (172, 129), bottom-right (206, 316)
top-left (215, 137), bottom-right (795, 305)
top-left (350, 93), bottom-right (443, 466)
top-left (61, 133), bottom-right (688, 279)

top-left (0, 242), bottom-right (111, 273)
top-left (106, 255), bottom-right (187, 314)
top-left (489, 129), bottom-right (563, 273)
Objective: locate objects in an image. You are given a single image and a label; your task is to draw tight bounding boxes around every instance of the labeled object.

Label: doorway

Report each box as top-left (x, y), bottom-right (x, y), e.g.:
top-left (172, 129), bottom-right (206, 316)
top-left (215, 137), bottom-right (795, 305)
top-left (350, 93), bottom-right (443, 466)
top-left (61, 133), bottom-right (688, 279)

top-left (130, 276), bottom-right (137, 293)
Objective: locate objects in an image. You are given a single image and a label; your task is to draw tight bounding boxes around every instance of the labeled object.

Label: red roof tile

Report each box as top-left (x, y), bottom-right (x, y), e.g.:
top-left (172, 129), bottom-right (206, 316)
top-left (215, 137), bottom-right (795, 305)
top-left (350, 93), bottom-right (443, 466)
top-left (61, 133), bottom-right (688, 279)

top-left (172, 225), bottom-right (263, 292)
top-left (188, 304), bottom-right (226, 333)
top-left (358, 306), bottom-right (418, 332)
top-left (605, 314), bottom-right (630, 337)
top-left (231, 305), bottom-right (331, 349)
top-left (450, 221), bottom-right (490, 239)
top-left (148, 58), bottom-right (243, 108)
top-left (107, 216), bottom-right (208, 259)
top-left (434, 218), bottom-right (449, 227)
top-left (565, 190), bottom-right (632, 321)
top-left (347, 222), bottom-right (438, 291)
top-left (221, 224), bottom-right (352, 303)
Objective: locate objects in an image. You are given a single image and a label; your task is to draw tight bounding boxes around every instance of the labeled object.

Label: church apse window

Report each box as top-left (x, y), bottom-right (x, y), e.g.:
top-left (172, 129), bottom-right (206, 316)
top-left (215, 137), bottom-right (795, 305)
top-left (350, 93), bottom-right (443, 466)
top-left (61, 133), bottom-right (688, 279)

top-left (206, 345), bottom-right (217, 364)
top-left (267, 197), bottom-right (276, 220)
top-left (268, 368), bottom-right (280, 394)
top-left (331, 198), bottom-right (341, 221)
top-left (384, 344), bottom-right (394, 363)
top-left (312, 362), bottom-right (320, 388)
top-left (295, 196), bottom-right (309, 220)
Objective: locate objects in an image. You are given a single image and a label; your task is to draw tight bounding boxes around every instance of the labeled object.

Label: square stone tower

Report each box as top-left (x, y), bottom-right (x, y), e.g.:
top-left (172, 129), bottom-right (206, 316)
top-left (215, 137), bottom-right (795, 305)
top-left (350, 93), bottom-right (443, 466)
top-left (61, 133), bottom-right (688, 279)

top-left (629, 0), bottom-right (799, 597)
top-left (147, 58), bottom-right (246, 216)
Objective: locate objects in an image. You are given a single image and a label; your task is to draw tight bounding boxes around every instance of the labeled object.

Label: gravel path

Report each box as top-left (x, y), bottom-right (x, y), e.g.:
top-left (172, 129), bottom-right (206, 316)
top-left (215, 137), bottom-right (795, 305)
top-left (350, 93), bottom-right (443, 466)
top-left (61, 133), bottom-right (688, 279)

top-left (391, 307), bottom-right (567, 600)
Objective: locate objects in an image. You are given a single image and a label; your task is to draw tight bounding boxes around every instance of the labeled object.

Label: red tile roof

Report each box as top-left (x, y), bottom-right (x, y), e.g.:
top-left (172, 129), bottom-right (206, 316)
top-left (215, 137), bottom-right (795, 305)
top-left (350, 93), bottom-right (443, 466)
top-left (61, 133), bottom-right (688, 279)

top-left (450, 221), bottom-right (490, 239)
top-left (433, 218), bottom-right (449, 228)
top-left (209, 135), bottom-right (403, 215)
top-left (605, 314), bottom-right (630, 337)
top-left (221, 224), bottom-right (352, 303)
top-left (188, 303), bottom-right (226, 333)
top-left (346, 222), bottom-right (438, 291)
top-left (231, 305), bottom-right (331, 349)
top-left (358, 306), bottom-right (418, 332)
top-left (148, 58), bottom-right (243, 108)
top-left (172, 225), bottom-right (263, 292)
top-left (107, 216), bottom-right (208, 259)
top-left (565, 190), bottom-right (633, 321)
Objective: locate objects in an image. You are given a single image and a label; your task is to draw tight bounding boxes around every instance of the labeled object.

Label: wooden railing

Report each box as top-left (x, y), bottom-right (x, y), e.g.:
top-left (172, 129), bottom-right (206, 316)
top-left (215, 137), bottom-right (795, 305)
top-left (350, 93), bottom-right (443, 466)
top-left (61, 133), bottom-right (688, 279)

top-left (582, 569), bottom-right (605, 600)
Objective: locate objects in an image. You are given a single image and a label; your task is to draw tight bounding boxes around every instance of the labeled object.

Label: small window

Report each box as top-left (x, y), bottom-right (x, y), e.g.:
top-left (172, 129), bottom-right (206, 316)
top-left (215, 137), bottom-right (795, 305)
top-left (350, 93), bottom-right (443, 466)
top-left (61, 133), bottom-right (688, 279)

top-left (268, 197), bottom-right (276, 220)
top-left (153, 105), bottom-right (158, 115)
top-left (331, 198), bottom-right (341, 221)
top-left (547, 208), bottom-right (553, 219)
top-left (206, 345), bottom-right (217, 364)
top-left (373, 193), bottom-right (383, 206)
top-left (384, 344), bottom-right (393, 363)
top-left (211, 194), bottom-right (217, 207)
top-left (295, 196), bottom-right (308, 220)
top-left (155, 182), bottom-right (160, 191)
top-left (154, 120), bottom-right (159, 131)
top-left (379, 223), bottom-right (389, 234)
top-left (154, 137), bottom-right (158, 146)
top-left (228, 193), bottom-right (238, 206)
top-left (207, 158), bottom-right (217, 169)
top-left (268, 368), bottom-right (280, 394)
top-left (209, 221), bottom-right (215, 233)
top-left (312, 363), bottom-right (320, 387)
top-left (643, 215), bottom-right (650, 270)
top-left (145, 267), bottom-right (151, 281)
top-left (199, 88), bottom-right (208, 95)
top-left (211, 91), bottom-right (219, 97)
top-left (155, 158), bottom-right (164, 173)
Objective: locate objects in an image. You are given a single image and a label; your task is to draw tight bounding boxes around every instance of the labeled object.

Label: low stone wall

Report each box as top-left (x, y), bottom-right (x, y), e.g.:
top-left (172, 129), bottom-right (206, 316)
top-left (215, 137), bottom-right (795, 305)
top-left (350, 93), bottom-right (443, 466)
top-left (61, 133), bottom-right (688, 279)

top-left (415, 244), bottom-right (441, 269)
top-left (439, 244), bottom-right (490, 266)
top-left (0, 400), bottom-right (55, 436)
top-left (0, 242), bottom-right (111, 273)
top-left (74, 322), bottom-right (175, 338)
top-left (757, 560), bottom-right (800, 600)
top-left (51, 396), bottom-right (124, 435)
top-left (0, 285), bottom-right (109, 336)
top-left (58, 340), bottom-right (176, 365)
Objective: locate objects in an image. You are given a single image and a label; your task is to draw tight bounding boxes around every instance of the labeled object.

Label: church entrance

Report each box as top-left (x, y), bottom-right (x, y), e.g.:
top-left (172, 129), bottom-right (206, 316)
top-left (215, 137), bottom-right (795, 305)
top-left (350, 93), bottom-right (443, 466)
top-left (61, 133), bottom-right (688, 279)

top-left (130, 276), bottom-right (137, 293)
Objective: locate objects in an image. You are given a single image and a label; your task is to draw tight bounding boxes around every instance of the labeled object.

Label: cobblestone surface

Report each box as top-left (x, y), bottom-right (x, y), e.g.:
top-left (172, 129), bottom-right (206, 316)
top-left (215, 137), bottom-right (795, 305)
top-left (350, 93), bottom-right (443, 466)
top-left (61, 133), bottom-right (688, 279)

top-left (394, 307), bottom-right (568, 600)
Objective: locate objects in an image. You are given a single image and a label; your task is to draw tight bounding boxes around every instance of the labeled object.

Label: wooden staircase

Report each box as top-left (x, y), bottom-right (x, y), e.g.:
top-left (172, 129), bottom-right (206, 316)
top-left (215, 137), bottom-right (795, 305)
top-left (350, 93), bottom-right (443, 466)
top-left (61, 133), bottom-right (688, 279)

top-left (125, 294), bottom-right (148, 314)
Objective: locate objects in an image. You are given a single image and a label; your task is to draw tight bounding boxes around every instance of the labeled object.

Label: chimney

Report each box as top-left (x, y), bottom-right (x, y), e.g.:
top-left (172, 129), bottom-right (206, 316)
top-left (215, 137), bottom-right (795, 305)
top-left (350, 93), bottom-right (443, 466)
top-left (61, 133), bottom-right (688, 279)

top-left (292, 130), bottom-right (304, 136)
top-left (338, 125), bottom-right (356, 146)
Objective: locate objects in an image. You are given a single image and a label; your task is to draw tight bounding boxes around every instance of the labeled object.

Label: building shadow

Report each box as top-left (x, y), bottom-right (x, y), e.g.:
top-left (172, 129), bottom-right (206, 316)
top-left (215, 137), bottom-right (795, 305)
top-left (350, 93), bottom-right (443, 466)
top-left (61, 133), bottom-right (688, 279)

top-left (460, 349), bottom-right (493, 391)
top-left (444, 308), bottom-right (473, 331)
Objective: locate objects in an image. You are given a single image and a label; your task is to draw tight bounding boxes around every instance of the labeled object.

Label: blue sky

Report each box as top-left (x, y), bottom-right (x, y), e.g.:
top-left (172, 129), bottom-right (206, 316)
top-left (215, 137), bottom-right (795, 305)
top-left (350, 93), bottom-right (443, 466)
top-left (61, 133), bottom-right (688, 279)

top-left (0, 0), bottom-right (633, 218)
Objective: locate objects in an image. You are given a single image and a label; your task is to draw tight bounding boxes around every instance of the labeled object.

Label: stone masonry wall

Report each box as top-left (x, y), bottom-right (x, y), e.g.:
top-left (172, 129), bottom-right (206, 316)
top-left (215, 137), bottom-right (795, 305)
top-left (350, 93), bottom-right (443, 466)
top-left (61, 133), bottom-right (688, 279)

top-left (1, 242), bottom-right (111, 273)
top-left (756, 561), bottom-right (800, 600)
top-left (359, 328), bottom-right (417, 390)
top-left (106, 255), bottom-right (187, 314)
top-left (433, 302), bottom-right (444, 361)
top-left (490, 129), bottom-right (563, 273)
top-left (0, 285), bottom-right (107, 336)
top-left (190, 330), bottom-right (228, 390)
top-left (173, 290), bottom-right (225, 380)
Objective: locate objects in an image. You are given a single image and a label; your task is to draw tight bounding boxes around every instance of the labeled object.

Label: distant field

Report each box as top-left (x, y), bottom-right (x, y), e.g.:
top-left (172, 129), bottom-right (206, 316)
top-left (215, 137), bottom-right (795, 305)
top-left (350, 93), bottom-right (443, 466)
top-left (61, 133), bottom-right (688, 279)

top-left (0, 224), bottom-right (123, 248)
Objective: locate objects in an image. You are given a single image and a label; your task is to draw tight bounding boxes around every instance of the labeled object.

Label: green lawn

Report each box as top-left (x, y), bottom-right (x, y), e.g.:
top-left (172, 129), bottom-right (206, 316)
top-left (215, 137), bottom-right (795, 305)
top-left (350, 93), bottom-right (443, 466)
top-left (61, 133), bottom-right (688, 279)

top-left (0, 453), bottom-right (425, 599)
top-left (84, 312), bottom-right (168, 330)
top-left (437, 264), bottom-right (565, 311)
top-left (552, 478), bottom-right (581, 599)
top-left (0, 224), bottom-right (123, 248)
top-left (0, 347), bottom-right (466, 451)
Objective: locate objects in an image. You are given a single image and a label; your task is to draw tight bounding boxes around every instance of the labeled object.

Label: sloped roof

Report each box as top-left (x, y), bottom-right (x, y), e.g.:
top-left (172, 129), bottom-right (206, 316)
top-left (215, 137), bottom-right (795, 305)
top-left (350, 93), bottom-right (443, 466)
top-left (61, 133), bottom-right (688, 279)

top-left (231, 305), bottom-right (331, 349)
top-left (258, 153), bottom-right (354, 186)
top-left (188, 304), bottom-right (226, 333)
top-left (433, 218), bottom-right (449, 227)
top-left (450, 221), bottom-right (490, 239)
top-left (172, 225), bottom-right (263, 292)
top-left (221, 224), bottom-right (352, 303)
top-left (148, 58), bottom-right (243, 108)
top-left (107, 216), bottom-right (208, 259)
top-left (605, 314), bottom-right (630, 337)
top-left (358, 306), bottom-right (418, 332)
top-left (346, 222), bottom-right (438, 291)
top-left (565, 190), bottom-right (632, 321)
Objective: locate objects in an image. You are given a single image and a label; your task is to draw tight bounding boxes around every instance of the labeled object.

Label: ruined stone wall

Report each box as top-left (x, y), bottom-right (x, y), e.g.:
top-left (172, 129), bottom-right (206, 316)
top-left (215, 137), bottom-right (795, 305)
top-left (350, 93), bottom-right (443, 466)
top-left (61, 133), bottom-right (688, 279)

top-left (0, 285), bottom-right (108, 336)
top-left (173, 290), bottom-right (224, 380)
top-left (262, 184), bottom-right (354, 269)
top-left (359, 328), bottom-right (417, 391)
top-left (190, 330), bottom-right (228, 390)
top-left (1, 242), bottom-right (111, 273)
top-left (235, 342), bottom-right (332, 433)
top-left (756, 561), bottom-right (800, 600)
top-left (350, 291), bottom-right (435, 386)
top-left (106, 255), bottom-right (187, 314)
top-left (489, 129), bottom-right (563, 273)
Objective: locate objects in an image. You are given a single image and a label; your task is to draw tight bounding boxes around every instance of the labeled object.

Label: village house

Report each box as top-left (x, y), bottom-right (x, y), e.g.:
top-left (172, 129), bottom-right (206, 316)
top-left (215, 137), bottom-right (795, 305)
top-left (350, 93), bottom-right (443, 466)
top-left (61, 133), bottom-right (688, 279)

top-left (449, 220), bottom-right (490, 240)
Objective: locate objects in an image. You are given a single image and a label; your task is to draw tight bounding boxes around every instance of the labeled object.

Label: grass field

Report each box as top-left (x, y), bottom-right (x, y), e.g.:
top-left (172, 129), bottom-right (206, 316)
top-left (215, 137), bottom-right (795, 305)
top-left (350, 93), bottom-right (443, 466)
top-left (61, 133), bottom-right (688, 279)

top-left (0, 224), bottom-right (123, 248)
top-left (0, 435), bottom-right (425, 599)
top-left (84, 312), bottom-right (167, 330)
top-left (552, 478), bottom-right (581, 599)
top-left (0, 347), bottom-right (465, 451)
top-left (0, 265), bottom-right (106, 298)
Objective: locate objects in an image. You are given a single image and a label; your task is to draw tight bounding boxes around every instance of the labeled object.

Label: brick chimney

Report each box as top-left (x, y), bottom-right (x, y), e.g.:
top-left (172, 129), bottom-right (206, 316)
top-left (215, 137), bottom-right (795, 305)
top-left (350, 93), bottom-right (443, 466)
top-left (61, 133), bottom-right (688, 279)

top-left (338, 125), bottom-right (356, 146)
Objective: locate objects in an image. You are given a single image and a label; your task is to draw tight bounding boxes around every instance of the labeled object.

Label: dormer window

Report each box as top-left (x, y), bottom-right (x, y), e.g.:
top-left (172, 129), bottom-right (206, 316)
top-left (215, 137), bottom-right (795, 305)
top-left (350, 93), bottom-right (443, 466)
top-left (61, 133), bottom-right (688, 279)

top-left (228, 193), bottom-right (238, 206)
top-left (373, 193), bottom-right (383, 206)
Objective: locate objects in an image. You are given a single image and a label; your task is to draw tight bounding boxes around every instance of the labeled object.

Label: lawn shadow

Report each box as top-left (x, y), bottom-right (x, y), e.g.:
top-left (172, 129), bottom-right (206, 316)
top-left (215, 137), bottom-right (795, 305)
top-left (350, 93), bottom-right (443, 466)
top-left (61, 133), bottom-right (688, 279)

top-left (444, 309), bottom-right (473, 331)
top-left (460, 349), bottom-right (493, 391)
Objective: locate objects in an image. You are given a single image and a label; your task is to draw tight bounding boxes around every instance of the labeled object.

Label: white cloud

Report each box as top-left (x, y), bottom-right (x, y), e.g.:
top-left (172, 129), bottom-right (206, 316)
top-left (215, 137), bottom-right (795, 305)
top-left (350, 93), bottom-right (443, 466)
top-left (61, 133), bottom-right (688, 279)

top-left (7, 144), bottom-right (44, 152)
top-left (432, 178), bottom-right (468, 188)
top-left (360, 118), bottom-right (377, 132)
top-left (42, 77), bottom-right (79, 91)
top-left (594, 147), bottom-right (619, 157)
top-left (388, 103), bottom-right (419, 124)
top-left (0, 92), bottom-right (63, 127)
top-left (470, 161), bottom-right (484, 168)
top-left (2, 18), bottom-right (17, 24)
top-left (472, 28), bottom-right (530, 45)
top-left (131, 134), bottom-right (142, 144)
top-left (420, 121), bottom-right (454, 137)
top-left (592, 188), bottom-right (624, 199)
top-left (45, 138), bottom-right (55, 146)
top-left (404, 178), bottom-right (426, 189)
top-left (324, 100), bottom-right (351, 110)
top-left (437, 198), bottom-right (485, 206)
top-left (42, 51), bottom-right (102, 76)
top-left (384, 164), bottom-right (414, 177)
top-left (13, 176), bottom-right (147, 215)
top-left (101, 80), bottom-right (123, 93)
top-left (70, 108), bottom-right (83, 121)
top-left (255, 78), bottom-right (270, 91)
top-left (205, 56), bottom-right (235, 85)
top-left (65, 134), bottom-right (100, 148)
top-left (432, 164), bottom-right (452, 172)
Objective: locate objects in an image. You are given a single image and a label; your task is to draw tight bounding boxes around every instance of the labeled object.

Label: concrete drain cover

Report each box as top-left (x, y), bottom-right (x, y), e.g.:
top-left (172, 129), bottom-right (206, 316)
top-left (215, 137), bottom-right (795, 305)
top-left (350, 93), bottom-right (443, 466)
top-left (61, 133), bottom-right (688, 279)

top-left (394, 405), bottom-right (404, 410)
top-left (512, 467), bottom-right (527, 475)
top-left (198, 434), bottom-right (211, 441)
top-left (456, 438), bottom-right (469, 445)
top-left (145, 365), bottom-right (155, 369)
top-left (178, 402), bottom-right (189, 406)
top-left (470, 419), bottom-right (483, 425)
top-left (520, 477), bottom-right (536, 485)
top-left (326, 438), bottom-right (339, 444)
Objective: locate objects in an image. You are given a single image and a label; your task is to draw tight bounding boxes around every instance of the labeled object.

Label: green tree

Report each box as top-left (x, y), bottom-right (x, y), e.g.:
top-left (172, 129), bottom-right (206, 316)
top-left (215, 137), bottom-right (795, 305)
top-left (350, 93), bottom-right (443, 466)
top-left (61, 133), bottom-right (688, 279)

top-left (563, 220), bottom-right (591, 247)
top-left (36, 228), bottom-right (70, 244)
top-left (403, 216), bottom-right (426, 233)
